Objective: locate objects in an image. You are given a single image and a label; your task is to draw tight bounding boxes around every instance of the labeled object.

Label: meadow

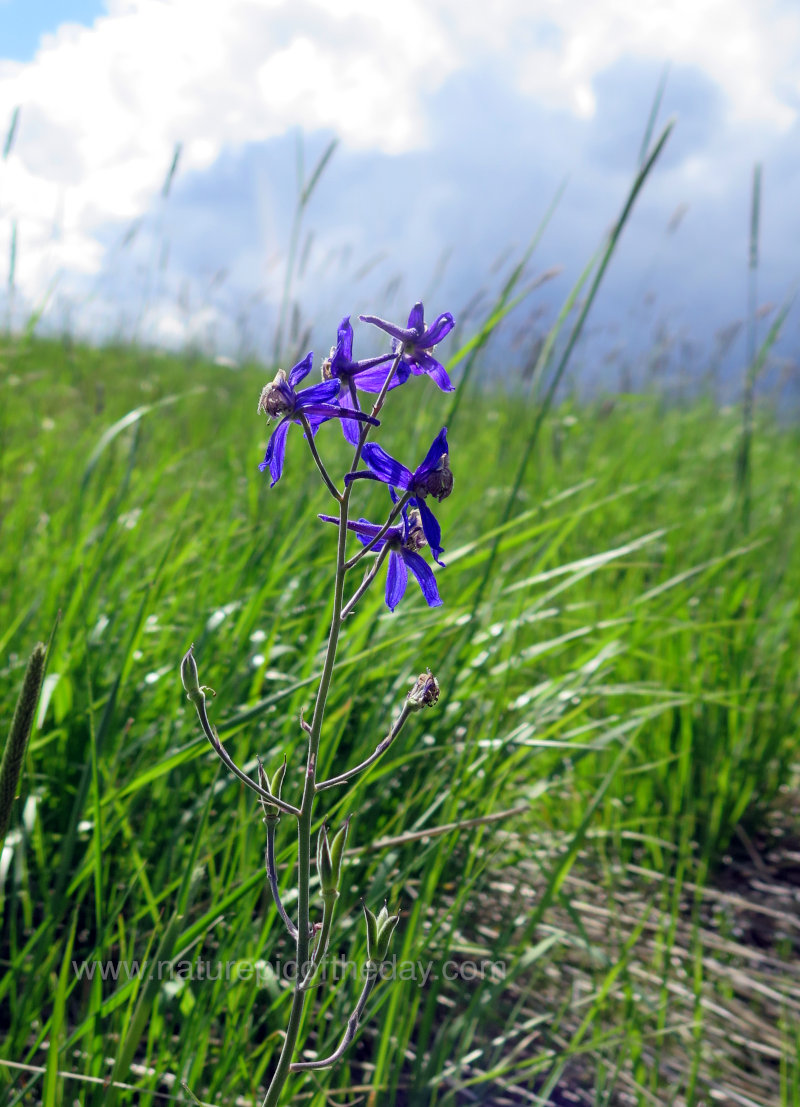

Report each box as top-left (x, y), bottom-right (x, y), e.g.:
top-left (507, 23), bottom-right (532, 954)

top-left (1, 306), bottom-right (799, 1106)
top-left (0, 101), bottom-right (798, 1107)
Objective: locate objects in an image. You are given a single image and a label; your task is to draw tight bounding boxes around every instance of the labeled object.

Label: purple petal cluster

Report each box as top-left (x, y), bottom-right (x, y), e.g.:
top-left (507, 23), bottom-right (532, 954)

top-left (322, 317), bottom-right (403, 446)
top-left (359, 302), bottom-right (455, 392)
top-left (344, 427), bottom-right (452, 564)
top-left (257, 353), bottom-right (378, 486)
top-left (319, 509), bottom-right (442, 612)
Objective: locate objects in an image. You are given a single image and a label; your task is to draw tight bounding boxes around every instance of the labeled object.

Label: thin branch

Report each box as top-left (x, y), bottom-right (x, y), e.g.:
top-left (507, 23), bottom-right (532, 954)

top-left (316, 702), bottom-right (414, 792)
top-left (265, 822), bottom-right (298, 940)
top-left (343, 491), bottom-right (412, 571)
top-left (299, 892), bottom-right (338, 990)
top-left (290, 973), bottom-right (377, 1072)
top-left (341, 544), bottom-right (390, 618)
top-left (299, 413), bottom-right (341, 502)
top-left (193, 694), bottom-right (300, 818)
top-left (345, 804), bottom-right (530, 854)
top-left (346, 349), bottom-right (403, 477)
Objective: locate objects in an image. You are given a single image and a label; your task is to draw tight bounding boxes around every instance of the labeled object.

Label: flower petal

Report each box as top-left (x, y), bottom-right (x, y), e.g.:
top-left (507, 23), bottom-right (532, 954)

top-left (415, 352), bottom-right (454, 392)
top-left (337, 316), bottom-right (353, 361)
top-left (402, 549), bottom-right (443, 608)
top-left (288, 352), bottom-right (314, 387)
top-left (385, 550), bottom-right (409, 611)
top-left (297, 379), bottom-right (340, 407)
top-left (318, 513), bottom-right (393, 550)
top-left (339, 380), bottom-right (361, 446)
top-left (422, 312), bottom-right (454, 347)
top-left (359, 313), bottom-right (410, 343)
top-left (352, 360), bottom-right (411, 393)
top-left (415, 496), bottom-right (444, 564)
top-left (258, 418), bottom-right (291, 487)
top-left (406, 302), bottom-right (425, 334)
top-left (301, 403), bottom-right (379, 427)
top-left (415, 427), bottom-right (449, 480)
top-left (361, 443), bottom-right (414, 489)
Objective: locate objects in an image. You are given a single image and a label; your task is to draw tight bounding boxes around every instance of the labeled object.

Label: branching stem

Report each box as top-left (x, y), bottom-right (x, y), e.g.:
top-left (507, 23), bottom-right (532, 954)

top-left (289, 972), bottom-right (378, 1072)
top-left (192, 695), bottom-right (300, 817)
top-left (316, 702), bottom-right (414, 791)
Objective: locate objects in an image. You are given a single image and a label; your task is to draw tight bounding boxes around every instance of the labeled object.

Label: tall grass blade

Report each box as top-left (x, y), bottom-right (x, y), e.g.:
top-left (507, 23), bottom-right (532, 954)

top-left (2, 105), bottom-right (19, 160)
top-left (0, 643), bottom-right (46, 851)
top-left (738, 162), bottom-right (763, 528)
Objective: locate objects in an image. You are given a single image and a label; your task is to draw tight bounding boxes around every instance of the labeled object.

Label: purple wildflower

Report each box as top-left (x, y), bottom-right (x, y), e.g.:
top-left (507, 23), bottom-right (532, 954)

top-left (359, 302), bottom-right (455, 392)
top-left (344, 426), bottom-right (452, 564)
top-left (319, 508), bottom-right (442, 612)
top-left (257, 352), bottom-right (378, 486)
top-left (321, 316), bottom-right (405, 445)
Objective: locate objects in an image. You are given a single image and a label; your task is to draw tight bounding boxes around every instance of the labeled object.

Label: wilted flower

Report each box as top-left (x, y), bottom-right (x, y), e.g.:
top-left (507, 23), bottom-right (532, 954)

top-left (344, 427), bottom-right (452, 563)
top-left (257, 352), bottom-right (378, 486)
top-left (359, 302), bottom-right (455, 392)
top-left (407, 669), bottom-right (440, 710)
top-left (318, 508), bottom-right (442, 612)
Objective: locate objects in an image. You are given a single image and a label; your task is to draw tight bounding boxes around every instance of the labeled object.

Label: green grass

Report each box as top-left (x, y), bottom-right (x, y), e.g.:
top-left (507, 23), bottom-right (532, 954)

top-left (1, 330), bottom-right (799, 1106)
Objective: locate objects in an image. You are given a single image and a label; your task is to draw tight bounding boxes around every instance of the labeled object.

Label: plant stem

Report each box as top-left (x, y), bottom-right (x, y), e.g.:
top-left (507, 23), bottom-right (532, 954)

top-left (341, 544), bottom-right (390, 617)
top-left (193, 694), bottom-right (300, 817)
top-left (343, 490), bottom-right (412, 571)
top-left (261, 471), bottom-right (350, 1107)
top-left (289, 972), bottom-right (378, 1072)
top-left (299, 892), bottom-right (337, 990)
top-left (265, 822), bottom-right (298, 940)
top-left (262, 347), bottom-right (401, 1106)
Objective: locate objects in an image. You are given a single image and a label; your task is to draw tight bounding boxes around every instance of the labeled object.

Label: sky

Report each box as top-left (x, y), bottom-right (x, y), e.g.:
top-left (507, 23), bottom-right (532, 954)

top-left (0, 0), bottom-right (798, 388)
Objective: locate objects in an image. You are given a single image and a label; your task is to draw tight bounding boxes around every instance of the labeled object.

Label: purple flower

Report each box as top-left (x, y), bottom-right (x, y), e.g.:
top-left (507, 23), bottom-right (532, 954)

top-left (319, 508), bottom-right (442, 612)
top-left (257, 352), bottom-right (378, 486)
top-left (344, 427), bottom-right (452, 563)
top-left (359, 302), bottom-right (455, 392)
top-left (321, 316), bottom-right (405, 446)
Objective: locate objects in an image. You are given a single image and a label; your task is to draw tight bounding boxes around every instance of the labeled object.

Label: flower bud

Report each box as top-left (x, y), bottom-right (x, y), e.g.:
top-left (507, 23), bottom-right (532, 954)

top-left (258, 756), bottom-right (286, 822)
top-left (363, 899), bottom-right (400, 963)
top-left (180, 645), bottom-right (203, 703)
top-left (407, 669), bottom-right (440, 710)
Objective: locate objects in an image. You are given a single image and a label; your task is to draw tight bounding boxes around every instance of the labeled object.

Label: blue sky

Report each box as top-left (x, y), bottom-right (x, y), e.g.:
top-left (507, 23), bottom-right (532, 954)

top-left (0, 0), bottom-right (798, 387)
top-left (0, 1), bottom-right (104, 62)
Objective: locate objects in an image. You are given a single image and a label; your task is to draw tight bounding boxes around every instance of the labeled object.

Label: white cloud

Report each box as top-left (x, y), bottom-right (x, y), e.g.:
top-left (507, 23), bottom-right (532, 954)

top-left (0, 0), bottom-right (797, 319)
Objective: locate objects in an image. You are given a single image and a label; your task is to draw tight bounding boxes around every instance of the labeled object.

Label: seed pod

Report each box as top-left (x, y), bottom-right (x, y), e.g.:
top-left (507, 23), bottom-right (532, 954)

top-left (317, 824), bottom-right (334, 894)
top-left (363, 901), bottom-right (379, 962)
top-left (326, 817), bottom-right (350, 893)
top-left (376, 909), bottom-right (400, 962)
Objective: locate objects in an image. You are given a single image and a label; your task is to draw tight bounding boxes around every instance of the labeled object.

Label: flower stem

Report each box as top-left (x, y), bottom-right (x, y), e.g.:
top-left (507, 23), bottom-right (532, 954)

top-left (341, 544), bottom-right (390, 617)
top-left (265, 822), bottom-right (298, 940)
top-left (343, 490), bottom-right (412, 571)
top-left (289, 972), bottom-right (378, 1072)
top-left (299, 413), bottom-right (341, 501)
top-left (192, 694), bottom-right (300, 817)
top-left (316, 701), bottom-right (414, 792)
top-left (299, 892), bottom-right (338, 990)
